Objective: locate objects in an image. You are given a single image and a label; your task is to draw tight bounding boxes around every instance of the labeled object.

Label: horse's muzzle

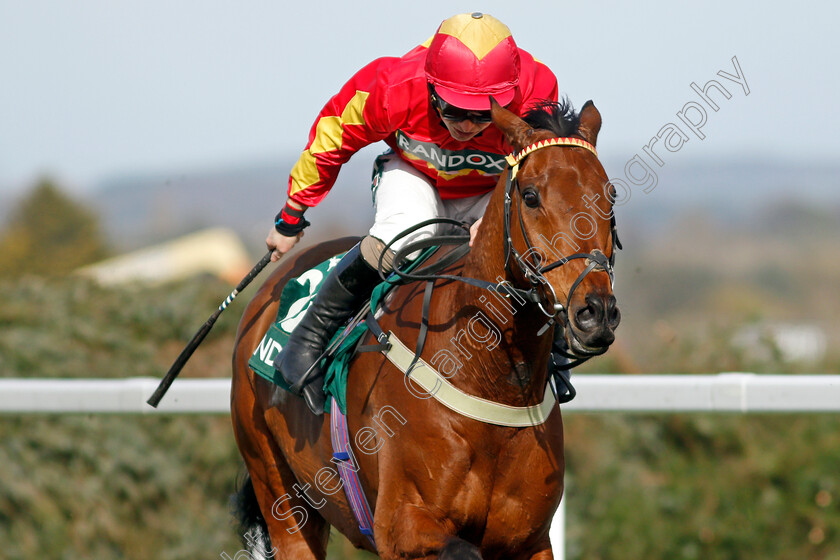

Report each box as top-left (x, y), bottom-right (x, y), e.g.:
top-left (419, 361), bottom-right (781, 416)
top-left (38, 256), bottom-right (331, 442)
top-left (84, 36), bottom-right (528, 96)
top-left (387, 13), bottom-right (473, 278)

top-left (568, 293), bottom-right (620, 352)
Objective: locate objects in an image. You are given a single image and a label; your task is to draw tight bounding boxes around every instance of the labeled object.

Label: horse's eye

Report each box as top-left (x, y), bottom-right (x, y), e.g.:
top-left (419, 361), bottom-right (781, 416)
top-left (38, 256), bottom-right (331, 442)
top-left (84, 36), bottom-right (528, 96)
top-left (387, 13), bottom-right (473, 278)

top-left (523, 188), bottom-right (541, 208)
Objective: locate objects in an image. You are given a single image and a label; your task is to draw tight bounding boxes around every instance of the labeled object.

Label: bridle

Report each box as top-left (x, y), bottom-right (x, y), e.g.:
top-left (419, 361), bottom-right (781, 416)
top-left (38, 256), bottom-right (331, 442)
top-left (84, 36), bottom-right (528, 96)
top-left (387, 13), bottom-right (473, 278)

top-left (501, 137), bottom-right (620, 351)
top-left (379, 136), bottom-right (621, 366)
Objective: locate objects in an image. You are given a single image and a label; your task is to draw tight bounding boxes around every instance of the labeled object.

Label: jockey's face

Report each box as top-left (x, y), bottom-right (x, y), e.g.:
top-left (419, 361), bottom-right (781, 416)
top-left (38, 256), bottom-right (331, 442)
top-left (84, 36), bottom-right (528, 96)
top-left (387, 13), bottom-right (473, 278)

top-left (430, 87), bottom-right (494, 142)
top-left (440, 116), bottom-right (493, 142)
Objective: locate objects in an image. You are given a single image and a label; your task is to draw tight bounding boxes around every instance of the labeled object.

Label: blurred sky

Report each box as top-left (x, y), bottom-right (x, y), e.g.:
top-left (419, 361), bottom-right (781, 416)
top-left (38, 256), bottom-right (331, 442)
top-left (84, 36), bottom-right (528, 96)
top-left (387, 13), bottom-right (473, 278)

top-left (1, 0), bottom-right (838, 195)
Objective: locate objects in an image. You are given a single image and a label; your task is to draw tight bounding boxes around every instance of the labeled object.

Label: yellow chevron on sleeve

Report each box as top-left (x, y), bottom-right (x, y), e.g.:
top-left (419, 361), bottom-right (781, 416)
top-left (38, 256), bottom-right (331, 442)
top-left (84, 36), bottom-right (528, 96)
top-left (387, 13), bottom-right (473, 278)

top-left (310, 116), bottom-right (343, 154)
top-left (340, 90), bottom-right (368, 126)
top-left (310, 90), bottom-right (369, 154)
top-left (289, 151), bottom-right (319, 196)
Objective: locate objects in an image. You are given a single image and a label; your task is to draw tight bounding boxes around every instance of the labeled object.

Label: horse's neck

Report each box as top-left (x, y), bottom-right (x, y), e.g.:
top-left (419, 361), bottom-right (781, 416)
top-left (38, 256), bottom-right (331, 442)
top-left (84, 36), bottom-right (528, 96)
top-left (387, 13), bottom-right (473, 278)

top-left (438, 220), bottom-right (553, 407)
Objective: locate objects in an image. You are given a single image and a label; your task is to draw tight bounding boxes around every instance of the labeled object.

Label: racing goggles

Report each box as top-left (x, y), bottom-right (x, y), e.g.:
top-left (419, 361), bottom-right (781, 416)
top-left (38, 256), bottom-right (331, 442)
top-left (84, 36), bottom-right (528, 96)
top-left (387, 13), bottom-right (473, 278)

top-left (430, 88), bottom-right (493, 124)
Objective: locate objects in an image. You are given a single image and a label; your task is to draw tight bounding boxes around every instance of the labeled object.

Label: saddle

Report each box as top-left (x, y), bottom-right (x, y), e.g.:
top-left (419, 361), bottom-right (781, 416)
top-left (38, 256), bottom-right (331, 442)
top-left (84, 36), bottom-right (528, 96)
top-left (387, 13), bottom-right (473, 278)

top-left (247, 246), bottom-right (439, 413)
top-left (247, 243), bottom-right (576, 415)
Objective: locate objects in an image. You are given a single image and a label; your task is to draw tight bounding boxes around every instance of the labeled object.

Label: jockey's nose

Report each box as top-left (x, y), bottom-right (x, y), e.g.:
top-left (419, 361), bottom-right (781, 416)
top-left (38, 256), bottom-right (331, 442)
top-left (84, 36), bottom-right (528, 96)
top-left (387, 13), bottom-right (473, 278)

top-left (571, 293), bottom-right (620, 348)
top-left (456, 119), bottom-right (484, 134)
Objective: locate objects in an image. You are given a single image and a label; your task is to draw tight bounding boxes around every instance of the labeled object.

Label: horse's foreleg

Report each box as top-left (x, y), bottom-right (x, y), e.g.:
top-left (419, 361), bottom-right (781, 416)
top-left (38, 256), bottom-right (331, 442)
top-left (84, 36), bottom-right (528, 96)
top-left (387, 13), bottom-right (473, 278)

top-left (524, 549), bottom-right (554, 560)
top-left (375, 503), bottom-right (481, 560)
top-left (438, 537), bottom-right (483, 559)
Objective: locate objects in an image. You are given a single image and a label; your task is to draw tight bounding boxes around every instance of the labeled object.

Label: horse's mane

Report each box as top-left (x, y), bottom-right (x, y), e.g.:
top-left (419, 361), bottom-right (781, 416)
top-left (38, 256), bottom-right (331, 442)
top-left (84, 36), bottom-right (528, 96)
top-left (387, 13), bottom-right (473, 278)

top-left (522, 98), bottom-right (580, 136)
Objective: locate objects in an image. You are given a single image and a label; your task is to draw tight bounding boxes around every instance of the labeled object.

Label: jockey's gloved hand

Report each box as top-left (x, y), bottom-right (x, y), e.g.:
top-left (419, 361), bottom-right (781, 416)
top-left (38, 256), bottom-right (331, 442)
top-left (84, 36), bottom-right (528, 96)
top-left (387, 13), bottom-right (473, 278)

top-left (274, 203), bottom-right (310, 236)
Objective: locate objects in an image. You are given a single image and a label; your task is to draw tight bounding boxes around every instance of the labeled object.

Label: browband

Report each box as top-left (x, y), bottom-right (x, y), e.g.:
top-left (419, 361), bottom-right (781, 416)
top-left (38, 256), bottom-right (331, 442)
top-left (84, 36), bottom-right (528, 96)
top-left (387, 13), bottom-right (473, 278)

top-left (505, 137), bottom-right (597, 167)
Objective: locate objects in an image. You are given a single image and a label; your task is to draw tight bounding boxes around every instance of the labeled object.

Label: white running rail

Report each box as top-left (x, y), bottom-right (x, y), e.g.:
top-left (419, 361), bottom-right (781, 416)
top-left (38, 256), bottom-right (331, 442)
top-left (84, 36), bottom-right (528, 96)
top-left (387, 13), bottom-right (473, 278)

top-left (2, 374), bottom-right (839, 414)
top-left (3, 373), bottom-right (839, 560)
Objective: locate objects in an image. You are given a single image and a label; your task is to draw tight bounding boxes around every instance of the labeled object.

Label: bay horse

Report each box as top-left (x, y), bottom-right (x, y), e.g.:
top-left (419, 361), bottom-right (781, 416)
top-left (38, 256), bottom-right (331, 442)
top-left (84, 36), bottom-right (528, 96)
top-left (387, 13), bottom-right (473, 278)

top-left (230, 99), bottom-right (620, 559)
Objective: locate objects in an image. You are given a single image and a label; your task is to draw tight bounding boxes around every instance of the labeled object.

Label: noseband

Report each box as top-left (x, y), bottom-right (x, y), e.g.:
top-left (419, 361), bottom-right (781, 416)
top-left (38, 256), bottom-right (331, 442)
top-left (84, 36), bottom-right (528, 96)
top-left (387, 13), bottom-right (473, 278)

top-left (502, 137), bottom-right (620, 344)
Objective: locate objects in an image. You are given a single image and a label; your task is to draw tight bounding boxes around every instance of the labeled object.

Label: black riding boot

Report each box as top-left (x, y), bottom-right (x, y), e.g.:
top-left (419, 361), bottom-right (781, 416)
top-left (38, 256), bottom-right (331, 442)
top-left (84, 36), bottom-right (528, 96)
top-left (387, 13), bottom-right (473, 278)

top-left (274, 243), bottom-right (381, 414)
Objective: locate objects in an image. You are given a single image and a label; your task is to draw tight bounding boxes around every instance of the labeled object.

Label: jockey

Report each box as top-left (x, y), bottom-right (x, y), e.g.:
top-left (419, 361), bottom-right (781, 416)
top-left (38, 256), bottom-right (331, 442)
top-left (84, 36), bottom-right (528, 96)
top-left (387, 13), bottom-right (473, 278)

top-left (267, 12), bottom-right (559, 413)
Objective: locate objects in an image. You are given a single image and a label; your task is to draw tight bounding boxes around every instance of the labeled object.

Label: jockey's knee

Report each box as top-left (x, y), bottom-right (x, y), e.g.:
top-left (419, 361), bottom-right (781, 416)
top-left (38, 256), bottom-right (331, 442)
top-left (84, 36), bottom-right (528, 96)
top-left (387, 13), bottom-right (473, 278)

top-left (360, 235), bottom-right (396, 273)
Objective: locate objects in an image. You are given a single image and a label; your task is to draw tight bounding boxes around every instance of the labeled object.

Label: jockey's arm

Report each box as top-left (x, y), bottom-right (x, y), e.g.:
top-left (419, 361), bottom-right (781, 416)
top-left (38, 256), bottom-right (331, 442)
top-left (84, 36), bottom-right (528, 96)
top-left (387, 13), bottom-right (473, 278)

top-left (267, 60), bottom-right (394, 260)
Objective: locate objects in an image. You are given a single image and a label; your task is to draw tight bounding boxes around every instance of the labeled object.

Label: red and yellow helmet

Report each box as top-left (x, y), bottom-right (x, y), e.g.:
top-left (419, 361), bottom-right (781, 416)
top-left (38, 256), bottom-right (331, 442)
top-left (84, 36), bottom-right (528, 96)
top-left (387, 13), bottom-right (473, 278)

top-left (424, 12), bottom-right (520, 111)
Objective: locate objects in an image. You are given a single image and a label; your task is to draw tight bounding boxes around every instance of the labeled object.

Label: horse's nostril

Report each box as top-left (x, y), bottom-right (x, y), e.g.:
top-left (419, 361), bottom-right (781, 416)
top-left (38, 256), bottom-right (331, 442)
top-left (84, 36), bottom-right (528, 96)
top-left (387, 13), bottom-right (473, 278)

top-left (606, 296), bottom-right (621, 328)
top-left (575, 305), bottom-right (598, 329)
top-left (608, 307), bottom-right (621, 328)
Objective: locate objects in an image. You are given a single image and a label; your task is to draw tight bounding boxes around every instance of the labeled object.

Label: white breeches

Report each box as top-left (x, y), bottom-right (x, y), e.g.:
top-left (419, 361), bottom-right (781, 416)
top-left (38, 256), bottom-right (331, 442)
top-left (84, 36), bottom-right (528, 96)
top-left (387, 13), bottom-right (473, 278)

top-left (368, 152), bottom-right (492, 254)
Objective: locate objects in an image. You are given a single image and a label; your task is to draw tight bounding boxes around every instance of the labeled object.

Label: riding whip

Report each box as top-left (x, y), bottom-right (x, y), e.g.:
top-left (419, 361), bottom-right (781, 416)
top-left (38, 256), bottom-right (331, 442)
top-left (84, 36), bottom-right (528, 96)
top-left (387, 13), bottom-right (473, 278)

top-left (146, 250), bottom-right (274, 407)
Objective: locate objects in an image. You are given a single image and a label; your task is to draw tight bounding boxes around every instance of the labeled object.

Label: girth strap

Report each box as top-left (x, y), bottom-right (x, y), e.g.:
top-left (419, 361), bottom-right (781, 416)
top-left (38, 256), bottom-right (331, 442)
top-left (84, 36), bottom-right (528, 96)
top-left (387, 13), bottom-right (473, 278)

top-left (330, 398), bottom-right (376, 547)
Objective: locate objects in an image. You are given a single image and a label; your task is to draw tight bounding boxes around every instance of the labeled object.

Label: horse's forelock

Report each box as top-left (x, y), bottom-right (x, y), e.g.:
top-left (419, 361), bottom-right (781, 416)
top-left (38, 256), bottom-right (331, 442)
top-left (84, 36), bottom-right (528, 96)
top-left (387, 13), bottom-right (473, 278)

top-left (522, 98), bottom-right (580, 137)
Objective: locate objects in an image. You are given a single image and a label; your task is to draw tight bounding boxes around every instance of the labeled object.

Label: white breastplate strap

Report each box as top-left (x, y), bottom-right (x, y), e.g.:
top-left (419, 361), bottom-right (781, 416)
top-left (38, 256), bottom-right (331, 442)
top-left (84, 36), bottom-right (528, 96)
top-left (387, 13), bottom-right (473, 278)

top-left (382, 331), bottom-right (557, 427)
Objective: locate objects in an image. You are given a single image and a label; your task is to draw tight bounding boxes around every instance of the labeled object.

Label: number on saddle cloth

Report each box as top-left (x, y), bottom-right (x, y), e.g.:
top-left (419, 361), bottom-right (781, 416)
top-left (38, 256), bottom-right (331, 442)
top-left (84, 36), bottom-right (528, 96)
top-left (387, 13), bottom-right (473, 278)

top-left (246, 253), bottom-right (347, 393)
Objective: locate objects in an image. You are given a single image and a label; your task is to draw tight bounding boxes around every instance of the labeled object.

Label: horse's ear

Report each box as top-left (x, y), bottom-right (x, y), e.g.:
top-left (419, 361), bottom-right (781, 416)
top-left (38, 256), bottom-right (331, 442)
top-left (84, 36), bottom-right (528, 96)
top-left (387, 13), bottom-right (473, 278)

top-left (491, 97), bottom-right (534, 151)
top-left (578, 100), bottom-right (602, 146)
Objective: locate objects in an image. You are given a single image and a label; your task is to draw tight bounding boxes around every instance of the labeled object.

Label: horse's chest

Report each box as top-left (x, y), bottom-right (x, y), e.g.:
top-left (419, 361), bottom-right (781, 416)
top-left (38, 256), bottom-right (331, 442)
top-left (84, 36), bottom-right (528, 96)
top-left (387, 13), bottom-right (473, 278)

top-left (441, 438), bottom-right (562, 538)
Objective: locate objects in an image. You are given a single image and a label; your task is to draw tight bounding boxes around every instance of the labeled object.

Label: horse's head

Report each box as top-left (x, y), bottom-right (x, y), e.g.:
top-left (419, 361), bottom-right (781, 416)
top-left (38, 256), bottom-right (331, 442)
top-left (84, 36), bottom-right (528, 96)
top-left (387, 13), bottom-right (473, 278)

top-left (487, 98), bottom-right (621, 358)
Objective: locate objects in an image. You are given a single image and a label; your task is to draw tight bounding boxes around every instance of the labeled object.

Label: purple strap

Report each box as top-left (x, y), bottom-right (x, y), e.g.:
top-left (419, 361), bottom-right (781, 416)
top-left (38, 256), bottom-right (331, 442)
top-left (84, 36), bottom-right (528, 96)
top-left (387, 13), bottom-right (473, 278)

top-left (330, 398), bottom-right (376, 547)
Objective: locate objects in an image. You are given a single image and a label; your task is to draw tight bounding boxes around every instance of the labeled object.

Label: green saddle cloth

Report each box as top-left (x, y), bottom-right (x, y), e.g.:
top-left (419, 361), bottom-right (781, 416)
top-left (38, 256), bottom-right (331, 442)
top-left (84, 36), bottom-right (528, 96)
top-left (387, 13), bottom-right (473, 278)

top-left (247, 249), bottom-right (432, 414)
